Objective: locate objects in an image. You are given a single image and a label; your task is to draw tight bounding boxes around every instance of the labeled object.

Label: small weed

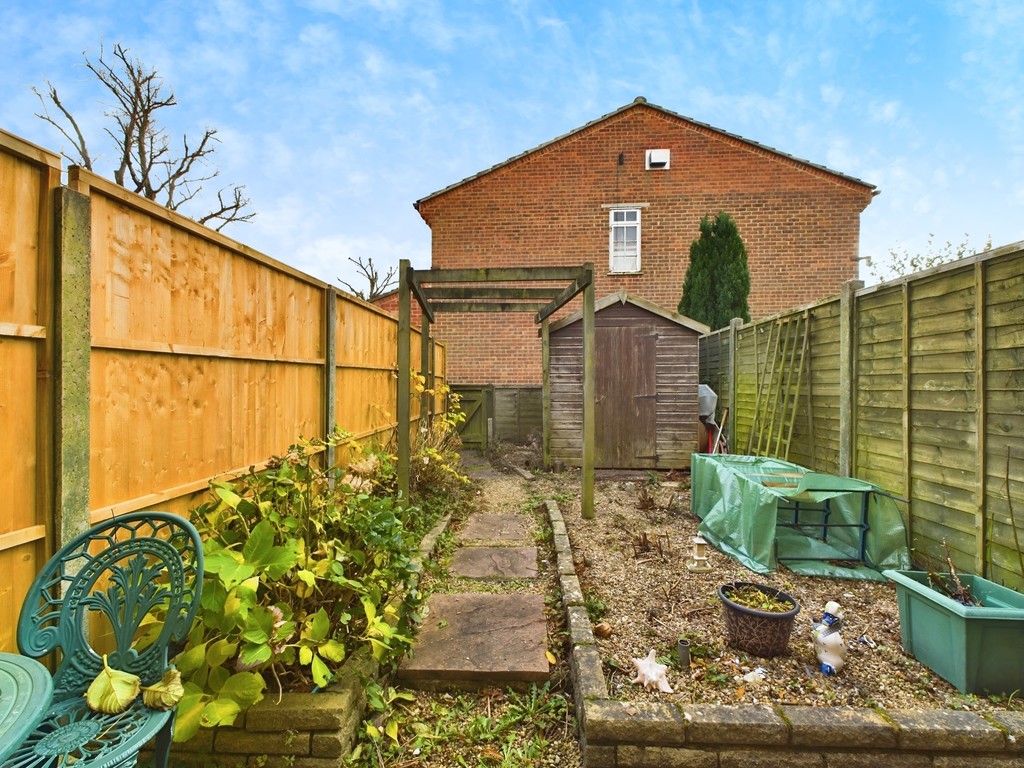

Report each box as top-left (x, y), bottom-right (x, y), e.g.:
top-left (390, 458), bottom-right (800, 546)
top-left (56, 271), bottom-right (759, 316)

top-left (583, 592), bottom-right (607, 622)
top-left (552, 490), bottom-right (575, 505)
top-left (702, 663), bottom-right (732, 688)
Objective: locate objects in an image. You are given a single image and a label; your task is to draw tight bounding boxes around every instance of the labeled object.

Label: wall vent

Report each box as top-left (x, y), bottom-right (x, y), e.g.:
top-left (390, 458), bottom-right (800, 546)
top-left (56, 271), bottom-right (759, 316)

top-left (645, 149), bottom-right (671, 170)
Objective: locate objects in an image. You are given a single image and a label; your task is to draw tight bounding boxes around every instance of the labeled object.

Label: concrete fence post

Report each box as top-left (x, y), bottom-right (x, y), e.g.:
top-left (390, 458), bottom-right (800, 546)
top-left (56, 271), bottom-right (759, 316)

top-left (55, 187), bottom-right (92, 547)
top-left (838, 279), bottom-right (863, 477)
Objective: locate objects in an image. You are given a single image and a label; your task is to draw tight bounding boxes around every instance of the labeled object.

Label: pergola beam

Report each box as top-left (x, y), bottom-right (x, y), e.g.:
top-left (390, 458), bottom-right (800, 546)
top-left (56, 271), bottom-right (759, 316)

top-left (535, 270), bottom-right (593, 324)
top-left (430, 301), bottom-right (550, 313)
top-left (415, 267), bottom-right (587, 283)
top-left (425, 286), bottom-right (564, 300)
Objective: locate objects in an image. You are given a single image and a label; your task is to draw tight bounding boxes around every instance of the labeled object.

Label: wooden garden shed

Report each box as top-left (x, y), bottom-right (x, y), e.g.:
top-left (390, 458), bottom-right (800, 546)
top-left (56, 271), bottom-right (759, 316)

top-left (546, 291), bottom-right (709, 470)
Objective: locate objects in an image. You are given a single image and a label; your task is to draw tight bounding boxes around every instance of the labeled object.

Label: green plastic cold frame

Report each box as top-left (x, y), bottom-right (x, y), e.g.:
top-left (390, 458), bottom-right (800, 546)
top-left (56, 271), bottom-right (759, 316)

top-left (7, 511), bottom-right (203, 768)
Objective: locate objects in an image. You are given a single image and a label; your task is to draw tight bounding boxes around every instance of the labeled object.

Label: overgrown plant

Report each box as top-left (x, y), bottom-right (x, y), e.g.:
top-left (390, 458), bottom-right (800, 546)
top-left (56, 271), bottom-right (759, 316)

top-left (348, 684), bottom-right (570, 766)
top-left (173, 431), bottom-right (426, 741)
top-left (409, 380), bottom-right (470, 505)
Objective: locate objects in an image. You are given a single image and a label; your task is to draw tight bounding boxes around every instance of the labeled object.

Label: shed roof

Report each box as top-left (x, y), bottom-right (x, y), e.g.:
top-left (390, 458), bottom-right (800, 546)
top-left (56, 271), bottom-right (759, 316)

top-left (547, 290), bottom-right (710, 335)
top-left (416, 97), bottom-right (876, 210)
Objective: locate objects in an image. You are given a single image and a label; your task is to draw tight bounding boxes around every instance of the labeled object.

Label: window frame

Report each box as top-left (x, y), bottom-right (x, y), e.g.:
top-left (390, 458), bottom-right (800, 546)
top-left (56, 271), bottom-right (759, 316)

top-left (607, 206), bottom-right (642, 274)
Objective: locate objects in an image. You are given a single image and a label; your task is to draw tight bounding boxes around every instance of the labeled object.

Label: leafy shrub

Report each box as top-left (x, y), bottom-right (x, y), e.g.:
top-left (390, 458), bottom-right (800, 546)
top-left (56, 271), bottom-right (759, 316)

top-left (410, 381), bottom-right (469, 504)
top-left (173, 431), bottom-right (427, 741)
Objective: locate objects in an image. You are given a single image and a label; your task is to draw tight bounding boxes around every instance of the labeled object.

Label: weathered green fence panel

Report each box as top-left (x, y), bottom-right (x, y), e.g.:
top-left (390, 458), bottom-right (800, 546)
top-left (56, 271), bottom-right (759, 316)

top-left (699, 243), bottom-right (1024, 588)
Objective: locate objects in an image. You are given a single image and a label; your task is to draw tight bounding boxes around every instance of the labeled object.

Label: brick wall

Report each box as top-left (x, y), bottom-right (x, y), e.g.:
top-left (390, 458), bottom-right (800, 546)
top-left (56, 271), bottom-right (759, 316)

top-left (412, 102), bottom-right (874, 387)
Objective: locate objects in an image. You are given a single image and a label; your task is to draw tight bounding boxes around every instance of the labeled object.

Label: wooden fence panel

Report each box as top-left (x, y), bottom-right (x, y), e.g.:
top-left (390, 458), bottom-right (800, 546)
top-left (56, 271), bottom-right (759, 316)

top-left (791, 298), bottom-right (841, 473)
top-left (74, 169), bottom-right (327, 522)
top-left (0, 131), bottom-right (59, 649)
top-left (982, 253), bottom-right (1024, 586)
top-left (731, 323), bottom-right (759, 454)
top-left (333, 292), bottom-right (446, 449)
top-left (698, 327), bottom-right (730, 408)
top-left (854, 286), bottom-right (906, 498)
top-left (336, 294), bottom-right (400, 443)
top-left (905, 267), bottom-right (979, 569)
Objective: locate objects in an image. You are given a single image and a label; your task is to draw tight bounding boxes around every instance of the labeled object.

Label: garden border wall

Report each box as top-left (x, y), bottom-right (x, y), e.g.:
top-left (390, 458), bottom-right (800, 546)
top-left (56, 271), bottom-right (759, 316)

top-left (544, 499), bottom-right (1024, 768)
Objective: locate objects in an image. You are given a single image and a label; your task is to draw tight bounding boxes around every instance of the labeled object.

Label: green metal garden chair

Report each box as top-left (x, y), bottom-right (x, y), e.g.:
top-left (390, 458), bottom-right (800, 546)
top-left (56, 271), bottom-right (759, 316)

top-left (6, 511), bottom-right (203, 768)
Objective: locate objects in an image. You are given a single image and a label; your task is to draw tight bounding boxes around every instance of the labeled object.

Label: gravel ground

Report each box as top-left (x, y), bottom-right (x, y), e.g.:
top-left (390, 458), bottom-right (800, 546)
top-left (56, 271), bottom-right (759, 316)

top-left (520, 461), bottom-right (1023, 713)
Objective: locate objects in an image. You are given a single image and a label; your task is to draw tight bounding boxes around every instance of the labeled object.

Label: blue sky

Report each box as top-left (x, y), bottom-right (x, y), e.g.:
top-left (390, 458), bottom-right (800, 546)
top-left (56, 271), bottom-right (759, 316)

top-left (2, 0), bottom-right (1021, 290)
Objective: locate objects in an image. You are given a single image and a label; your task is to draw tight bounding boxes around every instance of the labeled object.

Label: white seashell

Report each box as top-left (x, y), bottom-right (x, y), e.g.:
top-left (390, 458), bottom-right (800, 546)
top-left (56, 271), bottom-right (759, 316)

top-left (630, 649), bottom-right (673, 693)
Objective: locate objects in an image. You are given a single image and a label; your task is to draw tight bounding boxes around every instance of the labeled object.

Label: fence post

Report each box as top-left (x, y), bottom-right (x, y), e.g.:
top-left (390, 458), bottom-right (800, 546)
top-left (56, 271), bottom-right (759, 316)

top-left (728, 317), bottom-right (743, 451)
top-left (973, 260), bottom-right (987, 576)
top-left (54, 187), bottom-right (91, 546)
top-left (838, 279), bottom-right (863, 477)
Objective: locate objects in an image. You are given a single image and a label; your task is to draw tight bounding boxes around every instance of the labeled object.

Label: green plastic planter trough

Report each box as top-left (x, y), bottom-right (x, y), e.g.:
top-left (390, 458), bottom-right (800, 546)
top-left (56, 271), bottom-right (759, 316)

top-left (882, 569), bottom-right (1024, 696)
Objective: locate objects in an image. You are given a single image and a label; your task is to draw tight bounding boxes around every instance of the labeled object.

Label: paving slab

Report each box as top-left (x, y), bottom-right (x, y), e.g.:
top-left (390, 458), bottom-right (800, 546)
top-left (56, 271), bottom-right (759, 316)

top-left (459, 513), bottom-right (532, 545)
top-left (398, 593), bottom-right (549, 690)
top-left (451, 546), bottom-right (539, 579)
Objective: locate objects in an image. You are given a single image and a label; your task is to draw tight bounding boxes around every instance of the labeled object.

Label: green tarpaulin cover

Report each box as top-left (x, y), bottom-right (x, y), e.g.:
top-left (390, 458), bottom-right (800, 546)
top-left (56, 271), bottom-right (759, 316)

top-left (691, 454), bottom-right (911, 581)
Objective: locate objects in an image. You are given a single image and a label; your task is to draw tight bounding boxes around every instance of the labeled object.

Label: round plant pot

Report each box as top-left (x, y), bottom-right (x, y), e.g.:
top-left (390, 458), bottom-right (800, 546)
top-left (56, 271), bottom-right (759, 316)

top-left (717, 581), bottom-right (800, 658)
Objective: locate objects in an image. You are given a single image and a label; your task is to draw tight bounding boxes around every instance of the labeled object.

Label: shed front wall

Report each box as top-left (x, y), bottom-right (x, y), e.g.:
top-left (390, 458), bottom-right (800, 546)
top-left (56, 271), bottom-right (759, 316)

top-left (550, 303), bottom-right (700, 469)
top-left (419, 104), bottom-right (871, 387)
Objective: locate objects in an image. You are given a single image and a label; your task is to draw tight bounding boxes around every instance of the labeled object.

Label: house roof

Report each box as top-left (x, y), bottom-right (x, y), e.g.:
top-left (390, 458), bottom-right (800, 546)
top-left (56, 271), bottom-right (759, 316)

top-left (547, 290), bottom-right (711, 335)
top-left (415, 97), bottom-right (877, 210)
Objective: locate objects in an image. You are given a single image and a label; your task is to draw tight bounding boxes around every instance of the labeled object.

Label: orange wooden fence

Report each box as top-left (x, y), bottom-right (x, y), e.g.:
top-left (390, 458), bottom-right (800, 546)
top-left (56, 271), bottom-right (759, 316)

top-left (0, 129), bottom-right (445, 652)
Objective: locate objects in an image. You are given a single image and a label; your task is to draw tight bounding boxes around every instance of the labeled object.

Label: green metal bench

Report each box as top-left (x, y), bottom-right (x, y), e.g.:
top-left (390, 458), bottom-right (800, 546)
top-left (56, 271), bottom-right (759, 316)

top-left (6, 511), bottom-right (203, 768)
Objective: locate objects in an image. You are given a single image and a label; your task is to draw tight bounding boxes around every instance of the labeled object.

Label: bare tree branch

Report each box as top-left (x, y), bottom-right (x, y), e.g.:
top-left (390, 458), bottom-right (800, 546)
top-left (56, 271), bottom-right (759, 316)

top-left (198, 186), bottom-right (256, 231)
top-left (33, 43), bottom-right (253, 230)
top-left (33, 83), bottom-right (94, 169)
top-left (338, 257), bottom-right (398, 301)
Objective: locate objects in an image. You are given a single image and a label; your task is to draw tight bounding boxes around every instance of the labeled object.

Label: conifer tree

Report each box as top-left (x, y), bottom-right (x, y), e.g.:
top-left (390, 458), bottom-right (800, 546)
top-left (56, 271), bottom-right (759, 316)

top-left (678, 212), bottom-right (751, 330)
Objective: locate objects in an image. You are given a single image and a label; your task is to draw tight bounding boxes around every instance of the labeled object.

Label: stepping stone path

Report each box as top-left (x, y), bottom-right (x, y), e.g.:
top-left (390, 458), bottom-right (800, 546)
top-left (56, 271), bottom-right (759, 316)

top-left (398, 452), bottom-right (549, 690)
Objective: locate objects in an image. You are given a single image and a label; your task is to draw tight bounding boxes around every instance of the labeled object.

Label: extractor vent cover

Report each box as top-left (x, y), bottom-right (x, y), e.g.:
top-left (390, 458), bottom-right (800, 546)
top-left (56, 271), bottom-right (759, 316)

top-left (645, 149), bottom-right (671, 170)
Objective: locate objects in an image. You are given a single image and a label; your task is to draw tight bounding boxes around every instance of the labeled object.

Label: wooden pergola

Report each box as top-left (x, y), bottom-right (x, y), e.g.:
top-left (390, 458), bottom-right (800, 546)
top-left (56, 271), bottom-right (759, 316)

top-left (396, 260), bottom-right (597, 518)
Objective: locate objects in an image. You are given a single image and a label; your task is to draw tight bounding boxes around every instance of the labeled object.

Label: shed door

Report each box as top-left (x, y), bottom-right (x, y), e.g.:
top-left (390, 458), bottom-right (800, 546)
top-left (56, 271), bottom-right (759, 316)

top-left (595, 326), bottom-right (657, 468)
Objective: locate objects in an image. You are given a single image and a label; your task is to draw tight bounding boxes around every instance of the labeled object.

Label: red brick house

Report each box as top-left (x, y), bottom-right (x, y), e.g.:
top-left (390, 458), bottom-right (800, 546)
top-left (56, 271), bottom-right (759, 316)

top-left (384, 97), bottom-right (876, 441)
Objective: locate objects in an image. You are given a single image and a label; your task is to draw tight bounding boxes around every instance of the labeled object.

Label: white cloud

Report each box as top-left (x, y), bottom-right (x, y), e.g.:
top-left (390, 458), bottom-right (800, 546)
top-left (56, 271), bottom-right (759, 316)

top-left (820, 84), bottom-right (844, 107)
top-left (869, 100), bottom-right (903, 125)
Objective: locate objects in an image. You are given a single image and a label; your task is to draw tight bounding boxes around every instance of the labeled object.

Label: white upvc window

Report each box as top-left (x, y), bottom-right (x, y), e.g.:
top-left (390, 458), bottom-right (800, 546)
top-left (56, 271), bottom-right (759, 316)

top-left (609, 208), bottom-right (641, 273)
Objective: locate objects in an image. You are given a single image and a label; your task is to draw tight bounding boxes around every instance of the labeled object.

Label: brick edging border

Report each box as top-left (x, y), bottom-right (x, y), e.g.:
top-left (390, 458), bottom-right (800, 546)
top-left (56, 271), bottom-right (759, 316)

top-left (542, 498), bottom-right (1024, 768)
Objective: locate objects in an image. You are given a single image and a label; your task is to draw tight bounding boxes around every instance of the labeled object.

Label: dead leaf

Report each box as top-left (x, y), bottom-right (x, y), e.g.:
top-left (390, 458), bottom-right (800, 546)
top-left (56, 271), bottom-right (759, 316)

top-left (85, 655), bottom-right (141, 714)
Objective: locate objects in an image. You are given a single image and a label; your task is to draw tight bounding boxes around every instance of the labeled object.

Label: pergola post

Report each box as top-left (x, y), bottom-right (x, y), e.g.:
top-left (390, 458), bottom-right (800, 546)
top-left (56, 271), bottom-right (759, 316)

top-left (581, 267), bottom-right (595, 519)
top-left (420, 312), bottom-right (431, 431)
top-left (397, 260), bottom-right (411, 504)
top-left (541, 318), bottom-right (551, 468)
